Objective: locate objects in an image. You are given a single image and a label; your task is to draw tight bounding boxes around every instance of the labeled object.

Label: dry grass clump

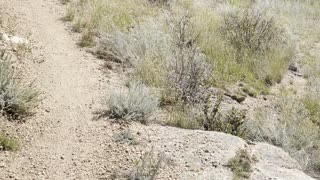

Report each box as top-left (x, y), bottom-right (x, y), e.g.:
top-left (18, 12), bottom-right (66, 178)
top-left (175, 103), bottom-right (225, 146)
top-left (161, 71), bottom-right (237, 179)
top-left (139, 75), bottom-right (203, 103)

top-left (0, 51), bottom-right (40, 120)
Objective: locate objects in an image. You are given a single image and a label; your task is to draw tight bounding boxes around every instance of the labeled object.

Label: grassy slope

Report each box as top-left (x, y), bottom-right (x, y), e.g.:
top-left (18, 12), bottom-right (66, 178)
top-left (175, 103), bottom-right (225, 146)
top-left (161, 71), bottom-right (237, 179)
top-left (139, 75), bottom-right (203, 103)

top-left (65, 0), bottom-right (320, 175)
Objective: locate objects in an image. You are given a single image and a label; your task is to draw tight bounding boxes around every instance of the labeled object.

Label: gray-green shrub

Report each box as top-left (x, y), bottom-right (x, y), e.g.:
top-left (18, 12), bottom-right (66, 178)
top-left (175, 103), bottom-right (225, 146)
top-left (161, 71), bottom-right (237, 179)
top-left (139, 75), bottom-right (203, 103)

top-left (0, 51), bottom-right (40, 119)
top-left (104, 83), bottom-right (158, 124)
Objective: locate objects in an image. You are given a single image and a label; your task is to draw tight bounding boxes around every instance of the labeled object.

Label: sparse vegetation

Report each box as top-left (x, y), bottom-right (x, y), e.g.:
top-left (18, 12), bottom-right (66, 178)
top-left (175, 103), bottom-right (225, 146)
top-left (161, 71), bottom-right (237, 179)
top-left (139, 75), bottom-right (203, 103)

top-left (167, 94), bottom-right (247, 137)
top-left (65, 0), bottom-right (320, 176)
top-left (226, 149), bottom-right (253, 180)
top-left (0, 50), bottom-right (40, 119)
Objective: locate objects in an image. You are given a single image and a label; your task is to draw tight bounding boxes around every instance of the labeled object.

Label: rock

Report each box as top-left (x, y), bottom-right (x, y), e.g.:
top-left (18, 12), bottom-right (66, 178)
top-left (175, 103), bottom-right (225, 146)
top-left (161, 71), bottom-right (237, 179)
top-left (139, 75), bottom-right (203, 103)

top-left (1, 33), bottom-right (29, 45)
top-left (0, 163), bottom-right (6, 168)
top-left (144, 126), bottom-right (314, 180)
top-left (224, 93), bottom-right (246, 103)
top-left (288, 63), bottom-right (298, 72)
top-left (1, 33), bottom-right (10, 42)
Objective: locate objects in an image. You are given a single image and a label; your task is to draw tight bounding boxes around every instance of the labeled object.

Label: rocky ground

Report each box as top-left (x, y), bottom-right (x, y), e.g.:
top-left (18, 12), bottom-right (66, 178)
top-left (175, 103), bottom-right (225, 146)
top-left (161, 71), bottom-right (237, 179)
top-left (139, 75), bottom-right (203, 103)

top-left (0, 0), bottom-right (315, 179)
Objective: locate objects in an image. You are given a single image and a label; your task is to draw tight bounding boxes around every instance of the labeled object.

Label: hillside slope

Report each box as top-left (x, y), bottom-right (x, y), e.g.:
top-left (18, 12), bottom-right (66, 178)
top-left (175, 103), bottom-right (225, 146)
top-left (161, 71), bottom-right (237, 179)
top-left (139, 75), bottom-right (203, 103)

top-left (0, 0), bottom-right (315, 179)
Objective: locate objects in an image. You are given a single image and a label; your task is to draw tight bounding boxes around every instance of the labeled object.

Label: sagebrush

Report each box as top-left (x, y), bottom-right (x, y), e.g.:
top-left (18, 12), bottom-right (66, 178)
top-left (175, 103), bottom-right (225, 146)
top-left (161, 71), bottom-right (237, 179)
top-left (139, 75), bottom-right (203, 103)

top-left (103, 83), bottom-right (158, 124)
top-left (0, 50), bottom-right (40, 119)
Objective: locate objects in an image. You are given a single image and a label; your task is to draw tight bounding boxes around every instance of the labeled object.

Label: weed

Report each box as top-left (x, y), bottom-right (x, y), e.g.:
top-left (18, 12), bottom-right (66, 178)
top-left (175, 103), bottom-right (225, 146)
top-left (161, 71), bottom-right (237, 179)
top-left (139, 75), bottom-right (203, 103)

top-left (226, 149), bottom-right (253, 180)
top-left (0, 134), bottom-right (20, 151)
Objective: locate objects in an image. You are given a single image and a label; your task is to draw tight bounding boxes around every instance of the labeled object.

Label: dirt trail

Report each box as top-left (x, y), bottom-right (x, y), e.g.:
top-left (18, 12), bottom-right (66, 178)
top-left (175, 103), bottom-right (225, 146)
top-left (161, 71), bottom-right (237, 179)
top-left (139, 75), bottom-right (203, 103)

top-left (1, 0), bottom-right (122, 179)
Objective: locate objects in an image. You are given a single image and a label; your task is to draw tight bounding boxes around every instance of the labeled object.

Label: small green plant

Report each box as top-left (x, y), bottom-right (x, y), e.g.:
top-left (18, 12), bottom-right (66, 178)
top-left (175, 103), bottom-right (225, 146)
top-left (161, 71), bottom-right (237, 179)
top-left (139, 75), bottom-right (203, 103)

top-left (203, 94), bottom-right (247, 138)
top-left (126, 149), bottom-right (165, 180)
top-left (103, 83), bottom-right (158, 124)
top-left (113, 130), bottom-right (139, 145)
top-left (226, 149), bottom-right (253, 180)
top-left (0, 50), bottom-right (40, 119)
top-left (0, 134), bottom-right (20, 151)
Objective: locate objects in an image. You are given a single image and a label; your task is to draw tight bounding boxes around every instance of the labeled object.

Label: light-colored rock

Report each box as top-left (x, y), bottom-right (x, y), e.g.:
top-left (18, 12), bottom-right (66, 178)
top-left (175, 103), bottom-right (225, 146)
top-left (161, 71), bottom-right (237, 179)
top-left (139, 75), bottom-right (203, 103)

top-left (136, 125), bottom-right (315, 180)
top-left (1, 33), bottom-right (29, 45)
top-left (251, 143), bottom-right (314, 180)
top-left (1, 33), bottom-right (10, 42)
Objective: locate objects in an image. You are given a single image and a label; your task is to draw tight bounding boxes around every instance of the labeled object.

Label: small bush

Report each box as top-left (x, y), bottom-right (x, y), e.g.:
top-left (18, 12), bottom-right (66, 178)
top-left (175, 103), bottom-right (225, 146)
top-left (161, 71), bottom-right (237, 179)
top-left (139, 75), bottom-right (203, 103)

top-left (103, 83), bottom-right (158, 124)
top-left (221, 8), bottom-right (280, 57)
top-left (126, 149), bottom-right (165, 180)
top-left (0, 51), bottom-right (40, 119)
top-left (113, 130), bottom-right (139, 145)
top-left (0, 134), bottom-right (20, 151)
top-left (226, 149), bottom-right (253, 180)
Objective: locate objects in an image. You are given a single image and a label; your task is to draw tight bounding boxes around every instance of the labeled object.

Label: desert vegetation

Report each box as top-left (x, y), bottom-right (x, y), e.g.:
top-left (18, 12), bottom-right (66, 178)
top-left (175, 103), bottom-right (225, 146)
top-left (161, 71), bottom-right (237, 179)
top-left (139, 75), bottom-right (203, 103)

top-left (0, 50), bottom-right (40, 120)
top-left (63, 0), bottom-right (320, 176)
